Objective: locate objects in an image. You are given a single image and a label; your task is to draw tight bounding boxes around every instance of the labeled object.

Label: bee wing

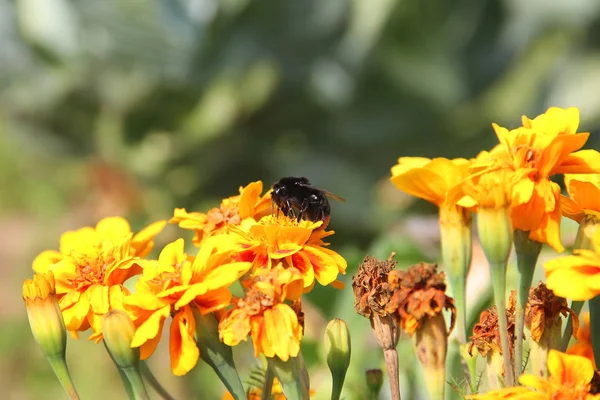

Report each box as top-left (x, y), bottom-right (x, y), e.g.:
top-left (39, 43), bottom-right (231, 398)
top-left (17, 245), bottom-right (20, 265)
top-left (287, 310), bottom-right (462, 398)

top-left (297, 183), bottom-right (346, 203)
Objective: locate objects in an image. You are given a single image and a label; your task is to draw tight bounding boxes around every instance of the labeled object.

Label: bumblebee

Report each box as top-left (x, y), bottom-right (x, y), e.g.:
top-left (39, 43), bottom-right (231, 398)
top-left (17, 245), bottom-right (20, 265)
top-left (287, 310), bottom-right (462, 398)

top-left (271, 176), bottom-right (345, 224)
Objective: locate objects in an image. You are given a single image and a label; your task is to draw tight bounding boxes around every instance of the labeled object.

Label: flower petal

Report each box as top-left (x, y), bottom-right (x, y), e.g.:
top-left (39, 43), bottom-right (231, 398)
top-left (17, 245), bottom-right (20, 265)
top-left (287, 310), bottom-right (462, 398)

top-left (169, 306), bottom-right (199, 376)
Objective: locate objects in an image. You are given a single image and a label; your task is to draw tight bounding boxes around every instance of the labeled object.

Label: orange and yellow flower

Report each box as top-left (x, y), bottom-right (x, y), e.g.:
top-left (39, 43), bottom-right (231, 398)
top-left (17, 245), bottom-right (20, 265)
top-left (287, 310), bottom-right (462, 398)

top-left (562, 174), bottom-right (600, 223)
top-left (218, 265), bottom-right (304, 361)
top-left (469, 350), bottom-right (600, 399)
top-left (171, 181), bottom-right (272, 246)
top-left (483, 107), bottom-right (600, 252)
top-left (545, 229), bottom-right (600, 301)
top-left (230, 215), bottom-right (347, 290)
top-left (125, 237), bottom-right (250, 376)
top-left (31, 217), bottom-right (166, 338)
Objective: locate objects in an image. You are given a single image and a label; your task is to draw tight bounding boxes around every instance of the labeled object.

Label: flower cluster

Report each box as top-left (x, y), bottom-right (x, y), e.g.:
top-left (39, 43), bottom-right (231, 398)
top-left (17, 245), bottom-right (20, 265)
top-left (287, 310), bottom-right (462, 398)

top-left (25, 180), bottom-right (347, 385)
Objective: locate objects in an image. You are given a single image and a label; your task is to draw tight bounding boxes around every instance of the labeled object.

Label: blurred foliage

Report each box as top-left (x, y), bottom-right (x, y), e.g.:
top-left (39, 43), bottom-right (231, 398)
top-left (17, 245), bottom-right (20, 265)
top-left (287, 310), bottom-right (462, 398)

top-left (2, 0), bottom-right (600, 399)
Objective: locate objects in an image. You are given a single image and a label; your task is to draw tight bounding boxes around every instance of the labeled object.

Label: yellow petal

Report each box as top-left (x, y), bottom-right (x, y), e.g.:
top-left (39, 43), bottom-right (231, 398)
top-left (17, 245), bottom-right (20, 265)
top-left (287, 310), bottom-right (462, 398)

top-left (61, 293), bottom-right (90, 331)
top-left (131, 220), bottom-right (167, 257)
top-left (95, 217), bottom-right (132, 241)
top-left (32, 250), bottom-right (63, 274)
top-left (545, 256), bottom-right (600, 301)
top-left (554, 149), bottom-right (600, 174)
top-left (88, 284), bottom-right (110, 314)
top-left (546, 349), bottom-right (594, 387)
top-left (238, 181), bottom-right (264, 219)
top-left (169, 306), bottom-right (199, 376)
top-left (131, 305), bottom-right (171, 347)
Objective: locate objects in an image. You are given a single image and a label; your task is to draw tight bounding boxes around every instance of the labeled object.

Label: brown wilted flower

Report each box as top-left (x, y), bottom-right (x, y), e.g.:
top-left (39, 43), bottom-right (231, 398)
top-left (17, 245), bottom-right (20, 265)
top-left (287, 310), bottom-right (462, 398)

top-left (384, 262), bottom-right (456, 336)
top-left (352, 254), bottom-right (397, 318)
top-left (469, 292), bottom-right (516, 358)
top-left (352, 254), bottom-right (401, 400)
top-left (525, 281), bottom-right (579, 343)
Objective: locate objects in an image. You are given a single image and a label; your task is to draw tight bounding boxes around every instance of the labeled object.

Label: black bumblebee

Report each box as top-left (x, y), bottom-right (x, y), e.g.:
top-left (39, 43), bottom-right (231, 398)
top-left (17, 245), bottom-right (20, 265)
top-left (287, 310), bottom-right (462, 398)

top-left (271, 176), bottom-right (346, 224)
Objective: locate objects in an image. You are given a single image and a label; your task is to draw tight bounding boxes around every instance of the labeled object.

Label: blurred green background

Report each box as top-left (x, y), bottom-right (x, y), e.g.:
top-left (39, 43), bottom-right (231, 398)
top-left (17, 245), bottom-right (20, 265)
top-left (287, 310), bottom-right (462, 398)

top-left (2, 0), bottom-right (599, 399)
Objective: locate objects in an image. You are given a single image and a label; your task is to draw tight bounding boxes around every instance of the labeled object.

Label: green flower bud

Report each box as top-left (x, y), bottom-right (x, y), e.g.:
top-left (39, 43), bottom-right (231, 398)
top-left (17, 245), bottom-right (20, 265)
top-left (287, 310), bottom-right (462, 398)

top-left (325, 318), bottom-right (351, 400)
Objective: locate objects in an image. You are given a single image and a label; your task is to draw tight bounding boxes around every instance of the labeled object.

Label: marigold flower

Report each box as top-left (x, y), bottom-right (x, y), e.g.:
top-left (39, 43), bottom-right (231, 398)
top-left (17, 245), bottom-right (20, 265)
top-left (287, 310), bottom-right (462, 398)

top-left (486, 107), bottom-right (600, 252)
top-left (231, 215), bottom-right (347, 290)
top-left (31, 217), bottom-right (166, 338)
top-left (469, 296), bottom-right (516, 359)
top-left (562, 174), bottom-right (600, 223)
top-left (390, 157), bottom-right (475, 343)
top-left (125, 237), bottom-right (250, 376)
top-left (171, 181), bottom-right (271, 246)
top-left (218, 265), bottom-right (304, 361)
top-left (470, 350), bottom-right (600, 399)
top-left (567, 312), bottom-right (596, 370)
top-left (545, 229), bottom-right (600, 301)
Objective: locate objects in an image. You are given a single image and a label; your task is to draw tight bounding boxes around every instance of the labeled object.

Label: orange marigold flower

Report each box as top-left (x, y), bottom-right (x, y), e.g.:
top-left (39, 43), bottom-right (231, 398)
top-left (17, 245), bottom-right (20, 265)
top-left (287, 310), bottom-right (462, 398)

top-left (486, 107), bottom-right (600, 252)
top-left (545, 229), bottom-right (600, 301)
top-left (469, 350), bottom-right (600, 399)
top-left (562, 174), bottom-right (600, 223)
top-left (31, 217), bottom-right (166, 338)
top-left (125, 237), bottom-right (250, 376)
top-left (218, 265), bottom-right (304, 361)
top-left (170, 181), bottom-right (271, 246)
top-left (231, 215), bottom-right (347, 290)
top-left (469, 294), bottom-right (516, 358)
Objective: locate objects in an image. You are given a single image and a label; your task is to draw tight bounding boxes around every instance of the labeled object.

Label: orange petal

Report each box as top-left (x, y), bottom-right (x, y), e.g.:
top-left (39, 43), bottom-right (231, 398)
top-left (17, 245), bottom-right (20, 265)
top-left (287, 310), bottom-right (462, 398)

top-left (554, 149), bottom-right (600, 174)
top-left (169, 306), bottom-right (200, 376)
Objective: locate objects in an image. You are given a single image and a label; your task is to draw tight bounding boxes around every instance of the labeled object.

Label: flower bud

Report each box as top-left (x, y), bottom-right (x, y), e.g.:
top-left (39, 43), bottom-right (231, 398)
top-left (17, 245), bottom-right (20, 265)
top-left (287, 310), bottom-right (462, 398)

top-left (325, 318), bottom-right (351, 400)
top-left (102, 310), bottom-right (139, 369)
top-left (365, 369), bottom-right (383, 400)
top-left (23, 273), bottom-right (66, 359)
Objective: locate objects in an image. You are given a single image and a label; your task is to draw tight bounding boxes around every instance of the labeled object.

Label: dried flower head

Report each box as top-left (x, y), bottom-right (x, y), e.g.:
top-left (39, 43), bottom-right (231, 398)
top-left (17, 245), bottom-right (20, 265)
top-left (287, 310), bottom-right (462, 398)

top-left (469, 293), bottom-right (516, 358)
top-left (352, 254), bottom-right (397, 318)
top-left (525, 281), bottom-right (579, 343)
top-left (384, 262), bottom-right (456, 336)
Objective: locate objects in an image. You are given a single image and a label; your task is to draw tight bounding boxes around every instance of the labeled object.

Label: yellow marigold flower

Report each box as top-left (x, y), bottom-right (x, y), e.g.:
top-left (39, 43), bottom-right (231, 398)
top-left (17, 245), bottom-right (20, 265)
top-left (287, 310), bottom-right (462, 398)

top-left (31, 217), bottom-right (166, 338)
top-left (567, 312), bottom-right (596, 370)
top-left (23, 272), bottom-right (66, 358)
top-left (469, 350), bottom-right (600, 399)
top-left (231, 215), bottom-right (347, 290)
top-left (390, 157), bottom-right (476, 209)
top-left (562, 174), bottom-right (600, 223)
top-left (488, 107), bottom-right (600, 252)
top-left (545, 229), bottom-right (600, 301)
top-left (171, 181), bottom-right (272, 246)
top-left (125, 237), bottom-right (250, 376)
top-left (218, 265), bottom-right (304, 361)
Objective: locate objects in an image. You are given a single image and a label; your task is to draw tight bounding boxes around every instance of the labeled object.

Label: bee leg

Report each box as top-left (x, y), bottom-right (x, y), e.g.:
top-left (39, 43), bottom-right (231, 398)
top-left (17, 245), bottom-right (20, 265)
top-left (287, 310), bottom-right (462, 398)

top-left (297, 198), bottom-right (309, 223)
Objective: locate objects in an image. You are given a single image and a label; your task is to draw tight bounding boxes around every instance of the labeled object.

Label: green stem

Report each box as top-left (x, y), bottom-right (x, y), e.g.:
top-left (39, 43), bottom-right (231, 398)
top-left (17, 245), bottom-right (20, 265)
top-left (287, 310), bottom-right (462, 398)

top-left (122, 367), bottom-right (150, 400)
top-left (268, 354), bottom-right (311, 400)
top-left (140, 361), bottom-right (177, 400)
top-left (117, 367), bottom-right (135, 399)
top-left (489, 263), bottom-right (515, 386)
top-left (560, 300), bottom-right (584, 352)
top-left (589, 295), bottom-right (600, 368)
top-left (261, 367), bottom-right (274, 400)
top-left (513, 230), bottom-right (541, 377)
top-left (47, 355), bottom-right (80, 400)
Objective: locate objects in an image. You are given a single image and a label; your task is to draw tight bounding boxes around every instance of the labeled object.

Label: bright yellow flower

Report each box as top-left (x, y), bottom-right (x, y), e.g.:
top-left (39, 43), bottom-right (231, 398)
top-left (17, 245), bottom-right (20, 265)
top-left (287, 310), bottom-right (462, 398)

top-left (562, 174), bottom-right (600, 223)
top-left (545, 229), bottom-right (600, 301)
top-left (125, 237), bottom-right (250, 376)
top-left (567, 312), bottom-right (596, 370)
top-left (231, 215), bottom-right (347, 290)
top-left (218, 265), bottom-right (304, 361)
top-left (171, 181), bottom-right (272, 246)
top-left (390, 157), bottom-right (476, 209)
top-left (469, 350), bottom-right (600, 399)
top-left (31, 217), bottom-right (166, 338)
top-left (487, 107), bottom-right (600, 252)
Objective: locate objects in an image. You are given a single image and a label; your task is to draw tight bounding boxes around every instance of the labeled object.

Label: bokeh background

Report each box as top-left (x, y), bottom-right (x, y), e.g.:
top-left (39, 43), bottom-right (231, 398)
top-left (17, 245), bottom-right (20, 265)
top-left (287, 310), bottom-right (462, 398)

top-left (2, 0), bottom-right (600, 399)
